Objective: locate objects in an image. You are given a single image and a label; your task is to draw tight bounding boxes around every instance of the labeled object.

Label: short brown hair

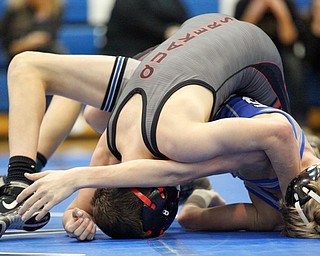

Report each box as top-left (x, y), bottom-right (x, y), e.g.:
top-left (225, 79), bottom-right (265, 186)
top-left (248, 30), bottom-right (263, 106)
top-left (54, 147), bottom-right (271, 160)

top-left (281, 181), bottom-right (320, 238)
top-left (92, 188), bottom-right (152, 239)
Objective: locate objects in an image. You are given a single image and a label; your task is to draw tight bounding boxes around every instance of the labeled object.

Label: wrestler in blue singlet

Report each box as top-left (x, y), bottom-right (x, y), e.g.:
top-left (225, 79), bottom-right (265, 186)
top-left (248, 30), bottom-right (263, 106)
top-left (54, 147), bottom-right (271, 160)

top-left (215, 95), bottom-right (305, 209)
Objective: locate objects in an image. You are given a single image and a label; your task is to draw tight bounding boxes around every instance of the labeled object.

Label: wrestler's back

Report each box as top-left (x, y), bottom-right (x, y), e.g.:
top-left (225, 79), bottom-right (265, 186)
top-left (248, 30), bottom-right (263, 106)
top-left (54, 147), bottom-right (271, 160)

top-left (108, 13), bottom-right (290, 160)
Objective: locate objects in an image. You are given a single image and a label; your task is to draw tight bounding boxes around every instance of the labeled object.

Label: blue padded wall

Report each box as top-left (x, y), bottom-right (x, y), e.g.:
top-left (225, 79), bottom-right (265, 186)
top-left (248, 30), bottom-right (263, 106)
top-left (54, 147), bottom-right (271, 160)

top-left (0, 0), bottom-right (313, 112)
top-left (0, 1), bottom-right (6, 17)
top-left (182, 0), bottom-right (219, 17)
top-left (58, 25), bottom-right (97, 54)
top-left (64, 0), bottom-right (88, 24)
top-left (0, 73), bottom-right (8, 112)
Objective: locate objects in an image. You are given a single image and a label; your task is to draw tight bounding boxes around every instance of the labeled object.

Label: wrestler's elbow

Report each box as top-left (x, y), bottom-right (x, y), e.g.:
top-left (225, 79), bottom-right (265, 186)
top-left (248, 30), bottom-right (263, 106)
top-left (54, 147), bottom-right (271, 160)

top-left (177, 207), bottom-right (203, 231)
top-left (166, 165), bottom-right (196, 186)
top-left (266, 120), bottom-right (295, 148)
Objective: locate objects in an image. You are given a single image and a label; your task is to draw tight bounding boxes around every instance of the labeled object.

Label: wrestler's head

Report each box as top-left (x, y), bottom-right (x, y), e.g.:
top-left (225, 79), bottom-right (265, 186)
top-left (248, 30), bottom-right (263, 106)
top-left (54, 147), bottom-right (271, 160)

top-left (306, 134), bottom-right (320, 158)
top-left (281, 164), bottom-right (320, 238)
top-left (92, 187), bottom-right (179, 238)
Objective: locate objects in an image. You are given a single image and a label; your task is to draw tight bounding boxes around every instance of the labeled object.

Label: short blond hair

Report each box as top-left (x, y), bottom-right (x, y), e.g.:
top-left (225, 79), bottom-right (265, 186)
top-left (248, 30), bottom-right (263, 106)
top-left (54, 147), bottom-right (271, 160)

top-left (281, 181), bottom-right (320, 238)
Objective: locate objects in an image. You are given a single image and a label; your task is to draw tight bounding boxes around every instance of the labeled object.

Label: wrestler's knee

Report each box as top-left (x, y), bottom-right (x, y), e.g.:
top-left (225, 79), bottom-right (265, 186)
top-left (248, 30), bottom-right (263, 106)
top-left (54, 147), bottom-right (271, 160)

top-left (8, 52), bottom-right (36, 81)
top-left (7, 51), bottom-right (52, 97)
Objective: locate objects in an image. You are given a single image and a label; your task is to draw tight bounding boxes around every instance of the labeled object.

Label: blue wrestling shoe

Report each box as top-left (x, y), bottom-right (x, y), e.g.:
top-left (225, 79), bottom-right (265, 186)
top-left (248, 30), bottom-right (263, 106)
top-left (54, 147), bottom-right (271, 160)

top-left (0, 181), bottom-right (50, 237)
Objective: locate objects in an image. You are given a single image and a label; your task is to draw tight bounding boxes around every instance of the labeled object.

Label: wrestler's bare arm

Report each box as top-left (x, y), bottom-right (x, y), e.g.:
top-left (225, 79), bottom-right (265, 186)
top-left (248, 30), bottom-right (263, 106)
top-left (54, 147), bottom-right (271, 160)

top-left (179, 202), bottom-right (258, 231)
top-left (16, 117), bottom-right (300, 221)
top-left (187, 117), bottom-right (301, 194)
top-left (16, 112), bottom-right (300, 223)
top-left (240, 0), bottom-right (268, 24)
top-left (62, 131), bottom-right (120, 240)
top-left (154, 86), bottom-right (300, 194)
top-left (178, 191), bottom-right (283, 232)
top-left (157, 113), bottom-right (300, 195)
top-left (16, 147), bottom-right (265, 222)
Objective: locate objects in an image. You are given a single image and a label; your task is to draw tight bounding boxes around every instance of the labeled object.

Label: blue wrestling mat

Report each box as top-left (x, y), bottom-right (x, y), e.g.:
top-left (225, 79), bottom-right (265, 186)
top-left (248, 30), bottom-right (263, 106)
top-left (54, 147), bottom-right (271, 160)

top-left (0, 143), bottom-right (319, 256)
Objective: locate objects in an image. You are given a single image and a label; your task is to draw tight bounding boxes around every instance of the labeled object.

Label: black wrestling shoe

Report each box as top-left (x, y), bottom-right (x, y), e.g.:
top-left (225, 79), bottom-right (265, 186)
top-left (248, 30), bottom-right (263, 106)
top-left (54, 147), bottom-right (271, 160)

top-left (0, 181), bottom-right (50, 237)
top-left (179, 177), bottom-right (212, 204)
top-left (0, 208), bottom-right (50, 237)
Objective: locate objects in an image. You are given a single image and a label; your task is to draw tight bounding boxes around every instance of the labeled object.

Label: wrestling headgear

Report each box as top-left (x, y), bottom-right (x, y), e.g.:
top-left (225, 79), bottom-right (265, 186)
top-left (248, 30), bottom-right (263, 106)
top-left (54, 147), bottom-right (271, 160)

top-left (131, 186), bottom-right (179, 238)
top-left (285, 164), bottom-right (320, 224)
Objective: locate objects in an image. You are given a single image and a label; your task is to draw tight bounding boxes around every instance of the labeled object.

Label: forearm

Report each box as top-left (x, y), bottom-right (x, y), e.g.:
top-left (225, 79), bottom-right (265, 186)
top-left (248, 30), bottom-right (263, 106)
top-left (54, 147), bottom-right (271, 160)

top-left (9, 32), bottom-right (51, 56)
top-left (262, 122), bottom-right (300, 195)
top-left (73, 152), bottom-right (265, 189)
top-left (211, 117), bottom-right (301, 191)
top-left (195, 117), bottom-right (300, 194)
top-left (178, 203), bottom-right (255, 231)
top-left (73, 160), bottom-right (189, 189)
top-left (62, 208), bottom-right (73, 228)
top-left (240, 0), bottom-right (268, 24)
top-left (269, 1), bottom-right (298, 45)
top-left (274, 12), bottom-right (298, 45)
top-left (115, 118), bottom-right (300, 194)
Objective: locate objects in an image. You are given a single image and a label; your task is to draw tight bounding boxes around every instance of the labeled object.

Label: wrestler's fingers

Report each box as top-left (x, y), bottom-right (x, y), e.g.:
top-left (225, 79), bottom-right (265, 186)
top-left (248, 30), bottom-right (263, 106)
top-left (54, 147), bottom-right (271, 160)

top-left (72, 208), bottom-right (84, 218)
top-left (75, 218), bottom-right (96, 241)
top-left (35, 202), bottom-right (53, 221)
top-left (25, 172), bottom-right (51, 181)
top-left (16, 184), bottom-right (38, 204)
top-left (66, 218), bottom-right (84, 237)
top-left (18, 191), bottom-right (43, 217)
top-left (86, 223), bottom-right (96, 241)
top-left (20, 196), bottom-right (49, 221)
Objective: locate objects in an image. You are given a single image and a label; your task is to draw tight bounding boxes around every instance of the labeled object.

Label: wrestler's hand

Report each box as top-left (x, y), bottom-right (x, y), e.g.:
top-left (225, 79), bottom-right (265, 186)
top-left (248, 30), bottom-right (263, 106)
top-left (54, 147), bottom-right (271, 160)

top-left (16, 170), bottom-right (78, 222)
top-left (207, 190), bottom-right (226, 208)
top-left (188, 189), bottom-right (226, 208)
top-left (266, 0), bottom-right (291, 18)
top-left (64, 208), bottom-right (96, 241)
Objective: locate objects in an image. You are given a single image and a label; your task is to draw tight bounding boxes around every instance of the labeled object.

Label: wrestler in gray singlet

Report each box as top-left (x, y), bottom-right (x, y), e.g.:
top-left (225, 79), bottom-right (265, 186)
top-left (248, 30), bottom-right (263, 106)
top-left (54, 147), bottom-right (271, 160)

top-left (107, 13), bottom-right (290, 159)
